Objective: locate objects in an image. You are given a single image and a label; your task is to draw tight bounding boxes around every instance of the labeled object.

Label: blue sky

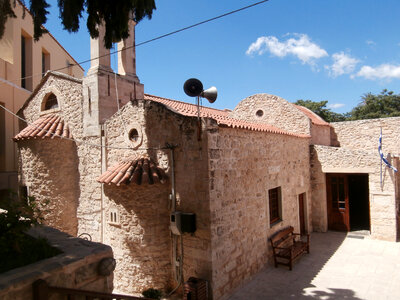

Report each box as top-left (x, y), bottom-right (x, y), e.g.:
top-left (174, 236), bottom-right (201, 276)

top-left (45, 0), bottom-right (400, 113)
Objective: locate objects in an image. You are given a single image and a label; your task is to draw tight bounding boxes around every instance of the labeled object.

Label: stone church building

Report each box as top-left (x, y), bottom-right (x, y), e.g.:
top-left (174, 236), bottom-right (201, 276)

top-left (14, 22), bottom-right (400, 299)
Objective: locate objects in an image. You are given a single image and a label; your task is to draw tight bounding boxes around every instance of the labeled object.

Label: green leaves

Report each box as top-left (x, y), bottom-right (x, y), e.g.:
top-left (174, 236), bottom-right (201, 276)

top-left (294, 99), bottom-right (347, 122)
top-left (0, 0), bottom-right (17, 38)
top-left (0, 0), bottom-right (156, 48)
top-left (348, 90), bottom-right (400, 120)
top-left (296, 90), bottom-right (400, 122)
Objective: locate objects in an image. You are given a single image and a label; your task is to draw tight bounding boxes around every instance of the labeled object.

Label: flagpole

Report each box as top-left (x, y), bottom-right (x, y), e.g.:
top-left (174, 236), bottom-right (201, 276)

top-left (380, 127), bottom-right (383, 190)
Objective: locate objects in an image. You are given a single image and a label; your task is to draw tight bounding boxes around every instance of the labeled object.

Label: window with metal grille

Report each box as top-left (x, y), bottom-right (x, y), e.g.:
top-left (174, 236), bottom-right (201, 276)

top-left (269, 187), bottom-right (282, 225)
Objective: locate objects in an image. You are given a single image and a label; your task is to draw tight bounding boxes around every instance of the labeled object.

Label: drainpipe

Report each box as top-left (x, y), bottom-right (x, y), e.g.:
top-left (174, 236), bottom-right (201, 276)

top-left (100, 124), bottom-right (107, 243)
top-left (167, 144), bottom-right (184, 296)
top-left (170, 146), bottom-right (176, 211)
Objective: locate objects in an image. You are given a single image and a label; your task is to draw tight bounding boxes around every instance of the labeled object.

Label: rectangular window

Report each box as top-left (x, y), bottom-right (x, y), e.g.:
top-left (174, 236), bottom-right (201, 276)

top-left (21, 32), bottom-right (32, 90)
top-left (42, 49), bottom-right (50, 77)
top-left (269, 186), bottom-right (282, 225)
top-left (0, 102), bottom-right (5, 171)
top-left (21, 35), bottom-right (26, 88)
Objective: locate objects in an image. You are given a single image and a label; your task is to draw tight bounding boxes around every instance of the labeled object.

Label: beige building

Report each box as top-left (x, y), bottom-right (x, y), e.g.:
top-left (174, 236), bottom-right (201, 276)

top-left (13, 21), bottom-right (400, 300)
top-left (0, 0), bottom-right (83, 192)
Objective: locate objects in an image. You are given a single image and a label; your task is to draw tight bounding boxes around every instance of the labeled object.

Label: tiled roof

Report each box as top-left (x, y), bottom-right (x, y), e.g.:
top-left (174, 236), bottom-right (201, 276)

top-left (97, 157), bottom-right (167, 186)
top-left (144, 94), bottom-right (309, 138)
top-left (293, 104), bottom-right (331, 126)
top-left (14, 114), bottom-right (72, 141)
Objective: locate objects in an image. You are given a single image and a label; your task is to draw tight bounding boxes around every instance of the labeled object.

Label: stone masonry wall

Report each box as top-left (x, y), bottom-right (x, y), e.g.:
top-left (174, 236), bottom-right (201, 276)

top-left (332, 117), bottom-right (400, 154)
top-left (18, 74), bottom-right (84, 236)
top-left (311, 145), bottom-right (398, 241)
top-left (207, 127), bottom-right (311, 299)
top-left (229, 94), bottom-right (311, 135)
top-left (18, 139), bottom-right (79, 235)
top-left (327, 117), bottom-right (400, 240)
top-left (311, 124), bottom-right (331, 146)
top-left (103, 100), bottom-right (212, 295)
top-left (0, 226), bottom-right (114, 300)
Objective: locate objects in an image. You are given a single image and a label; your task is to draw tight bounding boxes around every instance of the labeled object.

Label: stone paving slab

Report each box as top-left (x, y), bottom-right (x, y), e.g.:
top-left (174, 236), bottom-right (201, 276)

top-left (229, 231), bottom-right (400, 300)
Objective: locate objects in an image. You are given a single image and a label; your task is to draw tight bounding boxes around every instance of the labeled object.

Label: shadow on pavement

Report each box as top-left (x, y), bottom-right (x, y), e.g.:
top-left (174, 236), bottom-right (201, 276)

top-left (229, 231), bottom-right (363, 300)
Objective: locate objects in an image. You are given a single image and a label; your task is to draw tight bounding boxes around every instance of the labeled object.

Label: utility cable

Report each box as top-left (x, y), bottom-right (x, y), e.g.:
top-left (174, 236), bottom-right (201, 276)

top-left (0, 103), bottom-right (169, 151)
top-left (0, 0), bottom-right (269, 87)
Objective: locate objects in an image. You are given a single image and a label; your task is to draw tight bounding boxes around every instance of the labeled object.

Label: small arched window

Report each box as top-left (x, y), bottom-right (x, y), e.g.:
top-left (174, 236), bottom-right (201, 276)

top-left (129, 128), bottom-right (139, 142)
top-left (43, 93), bottom-right (58, 111)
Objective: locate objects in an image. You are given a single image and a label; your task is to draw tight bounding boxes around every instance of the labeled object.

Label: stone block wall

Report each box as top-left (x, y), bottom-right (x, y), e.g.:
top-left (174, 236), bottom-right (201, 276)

top-left (0, 226), bottom-right (114, 300)
top-left (18, 139), bottom-right (79, 235)
top-left (311, 145), bottom-right (398, 241)
top-left (207, 127), bottom-right (311, 299)
top-left (311, 124), bottom-right (331, 146)
top-left (229, 94), bottom-right (310, 135)
top-left (332, 117), bottom-right (400, 153)
top-left (17, 74), bottom-right (84, 236)
top-left (103, 100), bottom-right (212, 295)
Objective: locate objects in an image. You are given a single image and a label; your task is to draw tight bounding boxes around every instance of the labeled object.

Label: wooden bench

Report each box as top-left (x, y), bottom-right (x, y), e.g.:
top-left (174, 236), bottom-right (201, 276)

top-left (269, 226), bottom-right (310, 270)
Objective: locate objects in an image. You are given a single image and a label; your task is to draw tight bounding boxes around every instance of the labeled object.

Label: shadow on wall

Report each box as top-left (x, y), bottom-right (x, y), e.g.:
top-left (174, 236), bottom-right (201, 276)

top-left (19, 139), bottom-right (80, 236)
top-left (103, 182), bottom-right (172, 293)
top-left (230, 232), bottom-right (362, 300)
top-left (141, 100), bottom-right (213, 291)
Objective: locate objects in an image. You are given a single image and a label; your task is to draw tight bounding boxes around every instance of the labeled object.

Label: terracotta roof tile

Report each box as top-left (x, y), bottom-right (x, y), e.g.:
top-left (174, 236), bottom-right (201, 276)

top-left (293, 104), bottom-right (331, 126)
top-left (97, 157), bottom-right (167, 186)
top-left (144, 94), bottom-right (309, 138)
top-left (14, 114), bottom-right (72, 141)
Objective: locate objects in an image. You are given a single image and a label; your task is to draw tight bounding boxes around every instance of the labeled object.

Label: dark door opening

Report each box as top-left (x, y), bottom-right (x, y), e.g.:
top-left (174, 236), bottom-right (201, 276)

top-left (327, 174), bottom-right (350, 231)
top-left (299, 193), bottom-right (306, 235)
top-left (327, 173), bottom-right (370, 232)
top-left (348, 174), bottom-right (370, 231)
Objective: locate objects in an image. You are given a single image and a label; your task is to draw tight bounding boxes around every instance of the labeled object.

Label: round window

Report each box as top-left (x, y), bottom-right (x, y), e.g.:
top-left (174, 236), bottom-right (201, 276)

top-left (129, 129), bottom-right (139, 142)
top-left (256, 109), bottom-right (264, 117)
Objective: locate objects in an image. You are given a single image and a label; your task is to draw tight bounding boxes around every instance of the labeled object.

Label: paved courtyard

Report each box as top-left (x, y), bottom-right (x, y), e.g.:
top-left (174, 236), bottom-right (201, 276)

top-left (229, 231), bottom-right (400, 300)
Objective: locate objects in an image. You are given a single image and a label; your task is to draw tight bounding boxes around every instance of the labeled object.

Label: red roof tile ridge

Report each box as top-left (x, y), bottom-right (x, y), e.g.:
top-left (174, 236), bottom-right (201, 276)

top-left (13, 114), bottom-right (73, 141)
top-left (144, 94), bottom-right (310, 138)
top-left (293, 104), bottom-right (331, 126)
top-left (144, 94), bottom-right (229, 115)
top-left (97, 155), bottom-right (167, 186)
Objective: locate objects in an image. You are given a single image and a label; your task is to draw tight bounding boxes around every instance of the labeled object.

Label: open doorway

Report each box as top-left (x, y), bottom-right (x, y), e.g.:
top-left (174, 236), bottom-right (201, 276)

top-left (348, 174), bottom-right (370, 231)
top-left (326, 173), bottom-right (370, 232)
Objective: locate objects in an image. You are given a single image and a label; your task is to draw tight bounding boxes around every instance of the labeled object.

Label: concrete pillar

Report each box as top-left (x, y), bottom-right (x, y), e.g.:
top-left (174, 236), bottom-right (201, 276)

top-left (117, 20), bottom-right (138, 80)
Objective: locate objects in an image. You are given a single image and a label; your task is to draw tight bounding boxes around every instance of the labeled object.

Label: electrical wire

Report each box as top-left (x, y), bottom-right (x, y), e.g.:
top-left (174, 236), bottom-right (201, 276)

top-left (112, 44), bottom-right (132, 148)
top-left (0, 103), bottom-right (169, 151)
top-left (0, 0), bottom-right (269, 87)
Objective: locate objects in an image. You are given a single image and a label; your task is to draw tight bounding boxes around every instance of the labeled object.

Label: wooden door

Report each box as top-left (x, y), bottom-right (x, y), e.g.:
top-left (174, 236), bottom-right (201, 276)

top-left (326, 174), bottom-right (350, 231)
top-left (299, 193), bottom-right (306, 235)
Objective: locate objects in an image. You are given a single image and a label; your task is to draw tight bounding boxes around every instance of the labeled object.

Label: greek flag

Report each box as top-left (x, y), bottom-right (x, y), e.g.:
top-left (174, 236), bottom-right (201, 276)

top-left (378, 130), bottom-right (398, 172)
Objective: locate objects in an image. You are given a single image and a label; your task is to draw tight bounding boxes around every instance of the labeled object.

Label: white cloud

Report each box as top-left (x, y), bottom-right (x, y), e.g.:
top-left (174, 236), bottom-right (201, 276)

top-left (246, 34), bottom-right (328, 65)
top-left (328, 103), bottom-right (345, 109)
top-left (354, 64), bottom-right (400, 80)
top-left (366, 40), bottom-right (376, 46)
top-left (325, 52), bottom-right (359, 77)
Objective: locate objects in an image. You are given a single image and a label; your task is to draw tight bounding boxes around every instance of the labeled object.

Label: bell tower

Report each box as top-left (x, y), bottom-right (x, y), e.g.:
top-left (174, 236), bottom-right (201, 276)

top-left (82, 21), bottom-right (144, 136)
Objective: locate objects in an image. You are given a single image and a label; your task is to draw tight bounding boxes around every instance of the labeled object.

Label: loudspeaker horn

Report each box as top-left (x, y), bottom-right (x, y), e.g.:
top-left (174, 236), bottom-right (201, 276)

top-left (201, 86), bottom-right (217, 103)
top-left (183, 78), bottom-right (203, 97)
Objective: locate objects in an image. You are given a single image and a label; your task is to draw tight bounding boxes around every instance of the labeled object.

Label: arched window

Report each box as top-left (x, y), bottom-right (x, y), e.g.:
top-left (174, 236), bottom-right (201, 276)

top-left (42, 93), bottom-right (58, 111)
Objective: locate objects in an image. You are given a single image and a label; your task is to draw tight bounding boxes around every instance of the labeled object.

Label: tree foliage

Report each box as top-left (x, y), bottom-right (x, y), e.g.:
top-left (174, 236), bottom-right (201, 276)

top-left (347, 89), bottom-right (400, 120)
top-left (0, 0), bottom-right (156, 48)
top-left (295, 90), bottom-right (400, 123)
top-left (0, 191), bottom-right (59, 273)
top-left (294, 99), bottom-right (347, 122)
